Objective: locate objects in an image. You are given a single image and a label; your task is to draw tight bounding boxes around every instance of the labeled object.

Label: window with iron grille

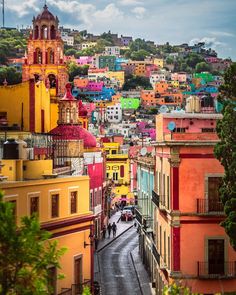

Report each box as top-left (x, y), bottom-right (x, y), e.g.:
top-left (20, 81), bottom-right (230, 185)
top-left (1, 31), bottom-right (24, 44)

top-left (30, 196), bottom-right (39, 216)
top-left (70, 191), bottom-right (77, 214)
top-left (51, 194), bottom-right (59, 218)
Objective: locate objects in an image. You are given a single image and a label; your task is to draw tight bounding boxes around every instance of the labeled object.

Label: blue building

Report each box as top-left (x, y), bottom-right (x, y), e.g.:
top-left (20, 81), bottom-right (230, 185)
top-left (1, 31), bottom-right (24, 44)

top-left (72, 86), bottom-right (116, 101)
top-left (115, 57), bottom-right (129, 71)
top-left (136, 154), bottom-right (156, 284)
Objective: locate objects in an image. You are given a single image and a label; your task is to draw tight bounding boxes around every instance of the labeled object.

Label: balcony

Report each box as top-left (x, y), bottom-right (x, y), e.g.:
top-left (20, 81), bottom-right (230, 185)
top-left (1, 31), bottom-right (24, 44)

top-left (197, 199), bottom-right (224, 215)
top-left (135, 207), bottom-right (142, 225)
top-left (197, 262), bottom-right (236, 279)
top-left (152, 190), bottom-right (159, 207)
top-left (152, 244), bottom-right (160, 265)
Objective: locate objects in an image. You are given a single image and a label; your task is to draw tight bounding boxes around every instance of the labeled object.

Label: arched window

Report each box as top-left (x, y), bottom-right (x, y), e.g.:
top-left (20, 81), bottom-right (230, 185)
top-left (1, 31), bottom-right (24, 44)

top-left (34, 74), bottom-right (40, 82)
top-left (47, 48), bottom-right (54, 64)
top-left (66, 108), bottom-right (70, 123)
top-left (41, 25), bottom-right (48, 40)
top-left (34, 48), bottom-right (42, 64)
top-left (72, 108), bottom-right (77, 122)
top-left (51, 25), bottom-right (56, 40)
top-left (34, 25), bottom-right (39, 39)
top-left (48, 74), bottom-right (56, 88)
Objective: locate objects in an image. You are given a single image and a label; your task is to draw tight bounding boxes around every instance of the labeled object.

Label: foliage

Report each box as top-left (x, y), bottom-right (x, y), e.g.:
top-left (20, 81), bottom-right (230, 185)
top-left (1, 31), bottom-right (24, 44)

top-left (0, 66), bottom-right (22, 85)
top-left (185, 53), bottom-right (204, 68)
top-left (100, 31), bottom-right (115, 45)
top-left (214, 62), bottom-right (236, 250)
top-left (0, 191), bottom-right (66, 295)
top-left (82, 286), bottom-right (91, 295)
top-left (67, 62), bottom-right (89, 82)
top-left (163, 282), bottom-right (190, 295)
top-left (130, 49), bottom-right (149, 61)
top-left (195, 62), bottom-right (211, 73)
top-left (0, 29), bottom-right (26, 64)
top-left (65, 48), bottom-right (77, 56)
top-left (122, 74), bottom-right (152, 90)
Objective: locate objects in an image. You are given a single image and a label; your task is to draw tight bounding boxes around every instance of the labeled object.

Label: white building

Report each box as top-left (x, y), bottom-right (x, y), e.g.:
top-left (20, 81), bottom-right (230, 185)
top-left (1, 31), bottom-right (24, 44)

top-left (104, 46), bottom-right (120, 56)
top-left (61, 32), bottom-right (74, 46)
top-left (106, 103), bottom-right (122, 124)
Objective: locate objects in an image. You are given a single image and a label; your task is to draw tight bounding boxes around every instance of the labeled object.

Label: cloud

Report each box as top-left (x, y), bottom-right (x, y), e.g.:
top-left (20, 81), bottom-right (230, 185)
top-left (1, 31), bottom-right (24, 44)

top-left (119, 0), bottom-right (143, 6)
top-left (7, 0), bottom-right (40, 17)
top-left (189, 37), bottom-right (226, 49)
top-left (131, 6), bottom-right (146, 19)
top-left (209, 31), bottom-right (235, 37)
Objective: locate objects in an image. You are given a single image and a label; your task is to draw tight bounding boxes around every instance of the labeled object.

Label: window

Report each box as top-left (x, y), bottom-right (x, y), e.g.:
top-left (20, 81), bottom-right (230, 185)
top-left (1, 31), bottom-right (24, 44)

top-left (202, 128), bottom-right (215, 132)
top-left (51, 194), bottom-right (59, 218)
top-left (208, 239), bottom-right (225, 275)
top-left (167, 176), bottom-right (170, 209)
top-left (9, 200), bottom-right (17, 221)
top-left (70, 191), bottom-right (77, 214)
top-left (30, 196), bottom-right (39, 215)
top-left (113, 172), bottom-right (118, 181)
top-left (208, 177), bottom-right (223, 212)
top-left (173, 127), bottom-right (186, 133)
top-left (120, 165), bottom-right (124, 178)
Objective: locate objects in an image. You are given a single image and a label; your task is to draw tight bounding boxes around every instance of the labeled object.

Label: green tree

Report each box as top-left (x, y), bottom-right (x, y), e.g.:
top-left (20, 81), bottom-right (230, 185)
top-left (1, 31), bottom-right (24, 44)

top-left (0, 67), bottom-right (22, 85)
top-left (65, 48), bottom-right (77, 56)
top-left (122, 75), bottom-right (152, 90)
top-left (0, 191), bottom-right (66, 295)
top-left (130, 49), bottom-right (149, 61)
top-left (195, 61), bottom-right (211, 73)
top-left (214, 62), bottom-right (236, 250)
top-left (68, 62), bottom-right (89, 81)
top-left (185, 53), bottom-right (204, 68)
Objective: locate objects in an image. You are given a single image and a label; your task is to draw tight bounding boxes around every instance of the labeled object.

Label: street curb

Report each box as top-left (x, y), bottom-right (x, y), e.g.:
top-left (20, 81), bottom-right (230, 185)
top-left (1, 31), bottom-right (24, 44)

top-left (130, 246), bottom-right (144, 295)
top-left (96, 225), bottom-right (134, 253)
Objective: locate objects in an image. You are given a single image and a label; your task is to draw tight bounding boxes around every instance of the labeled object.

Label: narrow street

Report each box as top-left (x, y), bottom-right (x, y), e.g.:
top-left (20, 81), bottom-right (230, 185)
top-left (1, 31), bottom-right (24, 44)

top-left (98, 227), bottom-right (142, 295)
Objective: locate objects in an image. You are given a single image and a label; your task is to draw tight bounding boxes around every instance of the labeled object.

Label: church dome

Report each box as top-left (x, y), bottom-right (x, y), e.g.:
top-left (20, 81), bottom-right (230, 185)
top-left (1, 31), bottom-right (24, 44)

top-left (36, 5), bottom-right (56, 21)
top-left (50, 125), bottom-right (97, 148)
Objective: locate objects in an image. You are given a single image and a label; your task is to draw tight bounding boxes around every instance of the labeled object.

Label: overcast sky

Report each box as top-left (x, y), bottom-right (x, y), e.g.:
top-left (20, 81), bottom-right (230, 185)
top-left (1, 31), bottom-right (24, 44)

top-left (3, 0), bottom-right (236, 60)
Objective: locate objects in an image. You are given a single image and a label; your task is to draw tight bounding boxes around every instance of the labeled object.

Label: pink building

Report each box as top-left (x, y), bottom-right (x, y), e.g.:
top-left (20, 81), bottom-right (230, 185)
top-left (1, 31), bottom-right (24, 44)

top-left (87, 81), bottom-right (104, 92)
top-left (77, 56), bottom-right (94, 66)
top-left (146, 64), bottom-right (158, 78)
top-left (152, 113), bottom-right (236, 294)
top-left (171, 72), bottom-right (188, 82)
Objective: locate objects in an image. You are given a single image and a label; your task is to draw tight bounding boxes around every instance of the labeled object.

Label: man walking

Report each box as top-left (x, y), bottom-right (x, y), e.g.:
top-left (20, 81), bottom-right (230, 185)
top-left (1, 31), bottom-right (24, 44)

top-left (111, 222), bottom-right (117, 238)
top-left (107, 223), bottom-right (112, 238)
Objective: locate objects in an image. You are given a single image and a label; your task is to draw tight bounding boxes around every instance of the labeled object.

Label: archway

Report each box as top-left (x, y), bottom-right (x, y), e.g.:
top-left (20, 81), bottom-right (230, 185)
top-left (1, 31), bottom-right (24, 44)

top-left (41, 25), bottom-right (48, 40)
top-left (47, 48), bottom-right (54, 64)
top-left (34, 48), bottom-right (42, 64)
top-left (34, 25), bottom-right (39, 39)
top-left (48, 74), bottom-right (56, 88)
top-left (51, 25), bottom-right (56, 39)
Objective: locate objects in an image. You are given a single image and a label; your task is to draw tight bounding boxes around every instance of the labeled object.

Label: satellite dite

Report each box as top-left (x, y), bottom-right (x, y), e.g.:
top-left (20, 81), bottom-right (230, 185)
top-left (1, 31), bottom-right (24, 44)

top-left (167, 121), bottom-right (176, 140)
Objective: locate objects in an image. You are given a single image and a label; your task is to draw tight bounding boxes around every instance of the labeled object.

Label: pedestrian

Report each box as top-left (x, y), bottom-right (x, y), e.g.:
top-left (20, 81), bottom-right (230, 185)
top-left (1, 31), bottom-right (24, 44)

top-left (125, 211), bottom-right (128, 222)
top-left (111, 222), bottom-right (117, 238)
top-left (94, 235), bottom-right (98, 250)
top-left (102, 225), bottom-right (106, 239)
top-left (107, 223), bottom-right (112, 238)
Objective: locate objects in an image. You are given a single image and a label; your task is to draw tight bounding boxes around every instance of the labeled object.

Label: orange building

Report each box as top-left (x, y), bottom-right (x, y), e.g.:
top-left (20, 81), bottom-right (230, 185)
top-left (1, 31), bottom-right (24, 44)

top-left (0, 158), bottom-right (94, 294)
top-left (155, 82), bottom-right (169, 94)
top-left (141, 90), bottom-right (157, 108)
top-left (152, 113), bottom-right (236, 294)
top-left (74, 77), bottom-right (89, 89)
top-left (22, 4), bottom-right (68, 97)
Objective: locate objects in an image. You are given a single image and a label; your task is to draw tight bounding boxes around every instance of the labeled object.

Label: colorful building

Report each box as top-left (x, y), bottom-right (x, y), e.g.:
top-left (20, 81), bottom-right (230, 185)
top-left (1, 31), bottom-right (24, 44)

top-left (0, 80), bottom-right (52, 132)
top-left (152, 113), bottom-right (236, 294)
top-left (103, 142), bottom-right (132, 207)
top-left (120, 97), bottom-right (140, 110)
top-left (0, 158), bottom-right (94, 294)
top-left (22, 4), bottom-right (68, 97)
top-left (98, 56), bottom-right (116, 71)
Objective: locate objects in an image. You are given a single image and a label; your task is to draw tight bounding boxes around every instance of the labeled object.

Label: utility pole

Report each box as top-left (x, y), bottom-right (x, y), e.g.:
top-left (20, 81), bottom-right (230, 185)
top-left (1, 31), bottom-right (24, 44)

top-left (2, 0), bottom-right (4, 28)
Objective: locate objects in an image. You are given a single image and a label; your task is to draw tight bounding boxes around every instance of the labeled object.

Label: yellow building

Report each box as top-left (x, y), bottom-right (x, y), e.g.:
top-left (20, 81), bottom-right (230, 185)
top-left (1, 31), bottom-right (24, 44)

top-left (0, 80), bottom-right (52, 132)
top-left (153, 58), bottom-right (164, 68)
top-left (0, 159), bottom-right (94, 294)
top-left (107, 71), bottom-right (125, 88)
top-left (81, 42), bottom-right (97, 50)
top-left (103, 142), bottom-right (132, 206)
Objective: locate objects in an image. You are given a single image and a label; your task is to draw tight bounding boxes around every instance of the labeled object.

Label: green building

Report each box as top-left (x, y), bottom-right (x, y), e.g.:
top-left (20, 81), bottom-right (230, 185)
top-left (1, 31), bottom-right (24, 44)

top-left (193, 72), bottom-right (214, 83)
top-left (99, 56), bottom-right (116, 71)
top-left (120, 97), bottom-right (140, 109)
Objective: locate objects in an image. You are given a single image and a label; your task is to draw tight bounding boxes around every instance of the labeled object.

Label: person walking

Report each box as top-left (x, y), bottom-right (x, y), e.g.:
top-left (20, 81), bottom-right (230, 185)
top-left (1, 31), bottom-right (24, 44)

top-left (111, 222), bottom-right (117, 238)
top-left (102, 225), bottom-right (106, 239)
top-left (107, 223), bottom-right (112, 238)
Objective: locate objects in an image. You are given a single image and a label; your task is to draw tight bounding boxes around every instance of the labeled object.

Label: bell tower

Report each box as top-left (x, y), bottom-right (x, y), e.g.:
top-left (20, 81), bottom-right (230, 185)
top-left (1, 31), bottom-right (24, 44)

top-left (22, 4), bottom-right (68, 97)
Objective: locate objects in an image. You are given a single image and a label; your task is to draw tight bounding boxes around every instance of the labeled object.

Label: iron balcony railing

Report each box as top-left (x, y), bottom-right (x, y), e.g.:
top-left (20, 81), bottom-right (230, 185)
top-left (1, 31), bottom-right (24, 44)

top-left (58, 280), bottom-right (91, 295)
top-left (197, 262), bottom-right (236, 279)
top-left (135, 208), bottom-right (142, 225)
top-left (152, 243), bottom-right (160, 265)
top-left (197, 199), bottom-right (224, 214)
top-left (152, 190), bottom-right (160, 207)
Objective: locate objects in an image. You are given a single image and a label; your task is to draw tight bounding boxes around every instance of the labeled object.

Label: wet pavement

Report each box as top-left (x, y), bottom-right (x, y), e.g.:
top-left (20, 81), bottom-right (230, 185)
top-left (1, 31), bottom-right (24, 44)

top-left (99, 227), bottom-right (141, 295)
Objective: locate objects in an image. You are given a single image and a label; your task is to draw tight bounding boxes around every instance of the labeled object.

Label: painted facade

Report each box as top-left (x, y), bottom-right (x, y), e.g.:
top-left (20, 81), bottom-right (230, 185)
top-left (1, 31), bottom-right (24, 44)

top-left (22, 5), bottom-right (68, 97)
top-left (152, 113), bottom-right (236, 294)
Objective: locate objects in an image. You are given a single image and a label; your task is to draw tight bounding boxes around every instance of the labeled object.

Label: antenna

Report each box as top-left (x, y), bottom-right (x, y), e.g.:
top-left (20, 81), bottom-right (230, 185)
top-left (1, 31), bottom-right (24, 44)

top-left (2, 0), bottom-right (4, 28)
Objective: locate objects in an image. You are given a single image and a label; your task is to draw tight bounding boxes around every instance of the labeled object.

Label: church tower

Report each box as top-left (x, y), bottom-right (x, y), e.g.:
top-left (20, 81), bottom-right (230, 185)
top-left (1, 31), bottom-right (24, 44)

top-left (22, 4), bottom-right (68, 97)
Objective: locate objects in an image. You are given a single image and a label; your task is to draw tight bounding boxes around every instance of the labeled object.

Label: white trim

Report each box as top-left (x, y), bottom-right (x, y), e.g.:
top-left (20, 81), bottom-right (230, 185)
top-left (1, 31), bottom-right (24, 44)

top-left (27, 192), bottom-right (40, 217)
top-left (68, 186), bottom-right (79, 190)
top-left (4, 194), bottom-right (18, 199)
top-left (48, 189), bottom-right (61, 192)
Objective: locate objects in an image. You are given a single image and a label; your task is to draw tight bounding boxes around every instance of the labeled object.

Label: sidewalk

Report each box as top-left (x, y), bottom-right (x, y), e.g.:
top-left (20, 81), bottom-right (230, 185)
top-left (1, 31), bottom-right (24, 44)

top-left (130, 246), bottom-right (155, 295)
top-left (97, 211), bottom-right (134, 251)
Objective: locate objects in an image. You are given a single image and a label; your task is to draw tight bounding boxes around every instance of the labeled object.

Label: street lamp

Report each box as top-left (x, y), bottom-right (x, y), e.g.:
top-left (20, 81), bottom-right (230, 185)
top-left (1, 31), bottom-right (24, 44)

top-left (84, 233), bottom-right (94, 248)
